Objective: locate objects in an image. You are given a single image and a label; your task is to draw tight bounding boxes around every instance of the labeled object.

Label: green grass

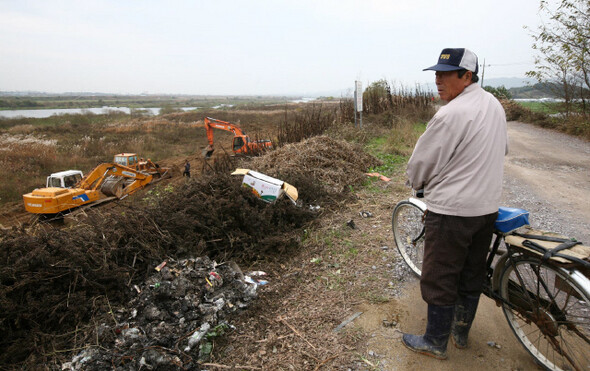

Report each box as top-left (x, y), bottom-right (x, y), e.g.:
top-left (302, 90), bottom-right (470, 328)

top-left (516, 101), bottom-right (561, 115)
top-left (365, 136), bottom-right (414, 178)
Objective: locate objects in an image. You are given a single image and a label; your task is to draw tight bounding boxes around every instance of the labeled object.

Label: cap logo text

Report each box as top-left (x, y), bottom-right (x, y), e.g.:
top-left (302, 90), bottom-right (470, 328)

top-left (440, 54), bottom-right (450, 60)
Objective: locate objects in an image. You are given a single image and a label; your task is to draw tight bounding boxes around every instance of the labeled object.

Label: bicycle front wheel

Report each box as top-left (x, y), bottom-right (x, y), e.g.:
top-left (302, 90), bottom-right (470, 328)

top-left (392, 201), bottom-right (425, 277)
top-left (499, 256), bottom-right (590, 370)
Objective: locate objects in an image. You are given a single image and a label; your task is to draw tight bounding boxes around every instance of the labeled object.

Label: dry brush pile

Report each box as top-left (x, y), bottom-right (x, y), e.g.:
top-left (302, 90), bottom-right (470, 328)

top-left (247, 135), bottom-right (382, 205)
top-left (0, 136), bottom-right (381, 369)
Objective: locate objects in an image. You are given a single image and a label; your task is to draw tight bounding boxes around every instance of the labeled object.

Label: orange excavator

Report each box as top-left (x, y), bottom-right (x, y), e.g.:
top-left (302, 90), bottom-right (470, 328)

top-left (204, 117), bottom-right (273, 158)
top-left (23, 163), bottom-right (154, 215)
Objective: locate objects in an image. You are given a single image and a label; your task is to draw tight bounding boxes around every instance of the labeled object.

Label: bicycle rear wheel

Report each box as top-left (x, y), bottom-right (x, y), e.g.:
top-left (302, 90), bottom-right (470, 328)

top-left (392, 201), bottom-right (425, 277)
top-left (499, 256), bottom-right (590, 370)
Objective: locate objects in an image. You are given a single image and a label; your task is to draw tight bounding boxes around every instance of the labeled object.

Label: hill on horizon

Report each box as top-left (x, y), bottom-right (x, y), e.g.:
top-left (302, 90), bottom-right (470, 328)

top-left (483, 77), bottom-right (537, 89)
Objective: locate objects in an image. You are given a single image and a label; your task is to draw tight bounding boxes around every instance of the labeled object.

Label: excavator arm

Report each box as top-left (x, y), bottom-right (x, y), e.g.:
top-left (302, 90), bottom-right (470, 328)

top-left (204, 117), bottom-right (246, 144)
top-left (204, 117), bottom-right (248, 158)
top-left (81, 163), bottom-right (153, 198)
top-left (78, 163), bottom-right (149, 190)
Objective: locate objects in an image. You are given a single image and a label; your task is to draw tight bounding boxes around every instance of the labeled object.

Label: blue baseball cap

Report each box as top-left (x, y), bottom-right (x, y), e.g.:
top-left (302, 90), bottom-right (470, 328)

top-left (423, 48), bottom-right (479, 74)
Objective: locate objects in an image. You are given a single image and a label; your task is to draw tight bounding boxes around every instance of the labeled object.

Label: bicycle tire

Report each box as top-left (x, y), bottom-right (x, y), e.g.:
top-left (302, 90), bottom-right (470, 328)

top-left (499, 255), bottom-right (590, 370)
top-left (392, 201), bottom-right (425, 277)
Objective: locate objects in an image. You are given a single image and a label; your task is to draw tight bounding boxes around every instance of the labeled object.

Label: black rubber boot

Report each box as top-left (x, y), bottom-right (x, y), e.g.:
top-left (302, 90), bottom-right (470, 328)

top-left (402, 304), bottom-right (454, 360)
top-left (451, 295), bottom-right (480, 349)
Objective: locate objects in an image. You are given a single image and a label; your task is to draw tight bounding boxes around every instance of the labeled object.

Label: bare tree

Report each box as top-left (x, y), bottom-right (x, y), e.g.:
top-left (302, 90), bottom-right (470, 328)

top-left (527, 0), bottom-right (590, 116)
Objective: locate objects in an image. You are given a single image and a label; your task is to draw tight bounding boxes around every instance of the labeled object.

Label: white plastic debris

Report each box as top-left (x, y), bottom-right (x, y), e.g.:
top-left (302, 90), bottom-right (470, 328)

top-left (184, 322), bottom-right (211, 352)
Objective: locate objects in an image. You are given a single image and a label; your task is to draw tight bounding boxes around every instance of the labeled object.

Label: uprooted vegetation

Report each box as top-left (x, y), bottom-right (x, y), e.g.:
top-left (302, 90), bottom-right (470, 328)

top-left (0, 135), bottom-right (382, 369)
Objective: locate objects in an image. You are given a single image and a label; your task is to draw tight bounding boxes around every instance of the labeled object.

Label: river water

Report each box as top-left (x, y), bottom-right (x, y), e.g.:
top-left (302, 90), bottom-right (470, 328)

top-left (0, 106), bottom-right (198, 119)
top-left (0, 97), bottom-right (317, 119)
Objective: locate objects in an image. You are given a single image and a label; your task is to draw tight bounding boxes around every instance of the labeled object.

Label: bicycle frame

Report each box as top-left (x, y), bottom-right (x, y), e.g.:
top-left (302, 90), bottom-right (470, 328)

top-left (485, 231), bottom-right (590, 306)
top-left (394, 197), bottom-right (590, 369)
top-left (404, 197), bottom-right (590, 304)
top-left (485, 231), bottom-right (509, 301)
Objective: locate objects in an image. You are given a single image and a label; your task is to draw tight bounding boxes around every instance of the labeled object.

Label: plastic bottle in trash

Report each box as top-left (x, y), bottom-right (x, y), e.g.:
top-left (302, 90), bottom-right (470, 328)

top-left (185, 322), bottom-right (211, 352)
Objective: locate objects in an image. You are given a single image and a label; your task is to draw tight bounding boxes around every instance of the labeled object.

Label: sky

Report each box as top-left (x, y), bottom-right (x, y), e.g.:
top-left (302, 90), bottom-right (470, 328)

top-left (0, 0), bottom-right (544, 96)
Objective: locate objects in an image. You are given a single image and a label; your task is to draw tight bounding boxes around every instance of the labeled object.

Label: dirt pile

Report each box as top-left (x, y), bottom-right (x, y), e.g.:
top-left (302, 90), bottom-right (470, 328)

top-left (0, 136), bottom-right (381, 369)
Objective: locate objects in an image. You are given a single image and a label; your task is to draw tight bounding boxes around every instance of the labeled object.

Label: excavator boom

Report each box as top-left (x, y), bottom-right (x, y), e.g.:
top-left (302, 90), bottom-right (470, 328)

top-left (205, 117), bottom-right (245, 145)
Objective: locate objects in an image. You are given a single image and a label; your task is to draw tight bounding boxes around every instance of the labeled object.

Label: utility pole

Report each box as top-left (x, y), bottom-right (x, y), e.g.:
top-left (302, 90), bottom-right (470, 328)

top-left (354, 80), bottom-right (363, 128)
top-left (481, 58), bottom-right (486, 87)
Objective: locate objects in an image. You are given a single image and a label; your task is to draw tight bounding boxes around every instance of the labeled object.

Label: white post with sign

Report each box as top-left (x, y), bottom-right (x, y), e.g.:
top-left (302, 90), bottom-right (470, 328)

top-left (354, 80), bottom-right (363, 128)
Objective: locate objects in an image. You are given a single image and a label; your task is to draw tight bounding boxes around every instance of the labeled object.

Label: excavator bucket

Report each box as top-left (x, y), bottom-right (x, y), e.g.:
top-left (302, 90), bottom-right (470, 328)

top-left (203, 147), bottom-right (214, 159)
top-left (100, 176), bottom-right (125, 198)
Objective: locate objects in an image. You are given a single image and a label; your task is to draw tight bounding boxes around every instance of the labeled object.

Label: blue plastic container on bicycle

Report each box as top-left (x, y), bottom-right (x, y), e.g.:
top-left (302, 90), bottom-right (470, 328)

top-left (495, 207), bottom-right (530, 234)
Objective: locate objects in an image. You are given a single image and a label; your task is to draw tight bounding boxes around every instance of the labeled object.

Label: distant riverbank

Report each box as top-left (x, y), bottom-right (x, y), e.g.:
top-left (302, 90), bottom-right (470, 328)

top-left (0, 106), bottom-right (198, 119)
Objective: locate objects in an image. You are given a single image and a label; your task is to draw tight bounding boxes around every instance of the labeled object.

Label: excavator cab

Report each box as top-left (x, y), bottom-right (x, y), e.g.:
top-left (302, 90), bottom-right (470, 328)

top-left (46, 170), bottom-right (84, 188)
top-left (233, 136), bottom-right (246, 153)
top-left (114, 153), bottom-right (139, 168)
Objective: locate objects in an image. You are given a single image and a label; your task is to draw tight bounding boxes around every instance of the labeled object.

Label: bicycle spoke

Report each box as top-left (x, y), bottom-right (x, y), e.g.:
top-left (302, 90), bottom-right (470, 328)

top-left (500, 256), bottom-right (590, 370)
top-left (392, 201), bottom-right (425, 277)
top-left (558, 330), bottom-right (585, 371)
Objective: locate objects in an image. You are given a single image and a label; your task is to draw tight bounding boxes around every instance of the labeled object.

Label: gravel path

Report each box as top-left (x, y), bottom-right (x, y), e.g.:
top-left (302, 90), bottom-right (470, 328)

top-left (502, 120), bottom-right (590, 243)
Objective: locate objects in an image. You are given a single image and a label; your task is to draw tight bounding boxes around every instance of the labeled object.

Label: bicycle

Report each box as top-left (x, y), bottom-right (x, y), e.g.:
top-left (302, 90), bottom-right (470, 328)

top-left (392, 194), bottom-right (590, 371)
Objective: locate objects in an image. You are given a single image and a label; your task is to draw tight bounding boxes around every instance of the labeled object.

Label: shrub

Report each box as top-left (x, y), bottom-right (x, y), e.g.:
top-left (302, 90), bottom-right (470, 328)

top-left (484, 85), bottom-right (512, 100)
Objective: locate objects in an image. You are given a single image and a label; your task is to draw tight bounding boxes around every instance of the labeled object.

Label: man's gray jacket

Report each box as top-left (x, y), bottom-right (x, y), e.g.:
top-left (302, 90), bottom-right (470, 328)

top-left (406, 83), bottom-right (508, 217)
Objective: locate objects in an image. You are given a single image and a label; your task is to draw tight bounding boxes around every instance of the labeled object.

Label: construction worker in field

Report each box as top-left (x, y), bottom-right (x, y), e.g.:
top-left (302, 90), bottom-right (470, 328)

top-left (402, 48), bottom-right (508, 360)
top-left (183, 160), bottom-right (191, 178)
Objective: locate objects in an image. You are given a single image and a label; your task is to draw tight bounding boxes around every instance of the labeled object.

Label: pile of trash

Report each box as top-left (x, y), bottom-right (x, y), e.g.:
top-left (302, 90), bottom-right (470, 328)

top-left (63, 256), bottom-right (261, 370)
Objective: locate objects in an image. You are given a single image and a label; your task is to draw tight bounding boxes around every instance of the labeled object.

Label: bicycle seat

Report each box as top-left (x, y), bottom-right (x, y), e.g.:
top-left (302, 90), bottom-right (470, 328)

top-left (495, 207), bottom-right (530, 234)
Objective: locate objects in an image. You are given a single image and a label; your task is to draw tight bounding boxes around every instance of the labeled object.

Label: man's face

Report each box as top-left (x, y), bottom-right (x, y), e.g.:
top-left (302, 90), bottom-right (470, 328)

top-left (435, 70), bottom-right (472, 102)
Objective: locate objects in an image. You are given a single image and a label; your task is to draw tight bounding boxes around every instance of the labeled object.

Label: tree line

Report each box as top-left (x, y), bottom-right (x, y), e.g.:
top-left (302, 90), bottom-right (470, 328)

top-left (527, 0), bottom-right (589, 118)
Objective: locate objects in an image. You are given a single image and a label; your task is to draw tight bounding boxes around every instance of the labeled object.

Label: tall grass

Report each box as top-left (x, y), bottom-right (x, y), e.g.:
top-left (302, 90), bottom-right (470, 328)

top-left (384, 118), bottom-right (426, 157)
top-left (277, 104), bottom-right (339, 145)
top-left (358, 80), bottom-right (434, 172)
top-left (363, 79), bottom-right (434, 120)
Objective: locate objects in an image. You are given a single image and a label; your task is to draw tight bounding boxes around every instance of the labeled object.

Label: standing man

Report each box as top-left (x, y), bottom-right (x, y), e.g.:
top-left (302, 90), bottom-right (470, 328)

top-left (183, 159), bottom-right (191, 178)
top-left (402, 48), bottom-right (508, 360)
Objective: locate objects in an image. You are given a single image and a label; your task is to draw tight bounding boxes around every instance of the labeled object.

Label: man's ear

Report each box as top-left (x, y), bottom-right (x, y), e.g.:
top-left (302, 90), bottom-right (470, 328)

top-left (464, 70), bottom-right (472, 85)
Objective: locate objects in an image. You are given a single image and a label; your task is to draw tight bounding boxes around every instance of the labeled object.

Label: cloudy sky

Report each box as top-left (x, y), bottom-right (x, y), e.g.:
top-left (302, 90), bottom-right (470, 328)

top-left (0, 0), bottom-right (543, 96)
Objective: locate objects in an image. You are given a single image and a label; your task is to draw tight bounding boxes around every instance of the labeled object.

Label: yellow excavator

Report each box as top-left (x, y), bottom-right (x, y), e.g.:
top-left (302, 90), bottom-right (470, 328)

top-left (113, 153), bottom-right (170, 178)
top-left (23, 163), bottom-right (154, 215)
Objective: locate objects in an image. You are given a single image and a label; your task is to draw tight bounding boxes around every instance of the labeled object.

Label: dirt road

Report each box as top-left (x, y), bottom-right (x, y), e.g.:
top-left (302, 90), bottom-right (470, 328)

top-left (503, 120), bottom-right (590, 242)
top-left (355, 121), bottom-right (590, 370)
